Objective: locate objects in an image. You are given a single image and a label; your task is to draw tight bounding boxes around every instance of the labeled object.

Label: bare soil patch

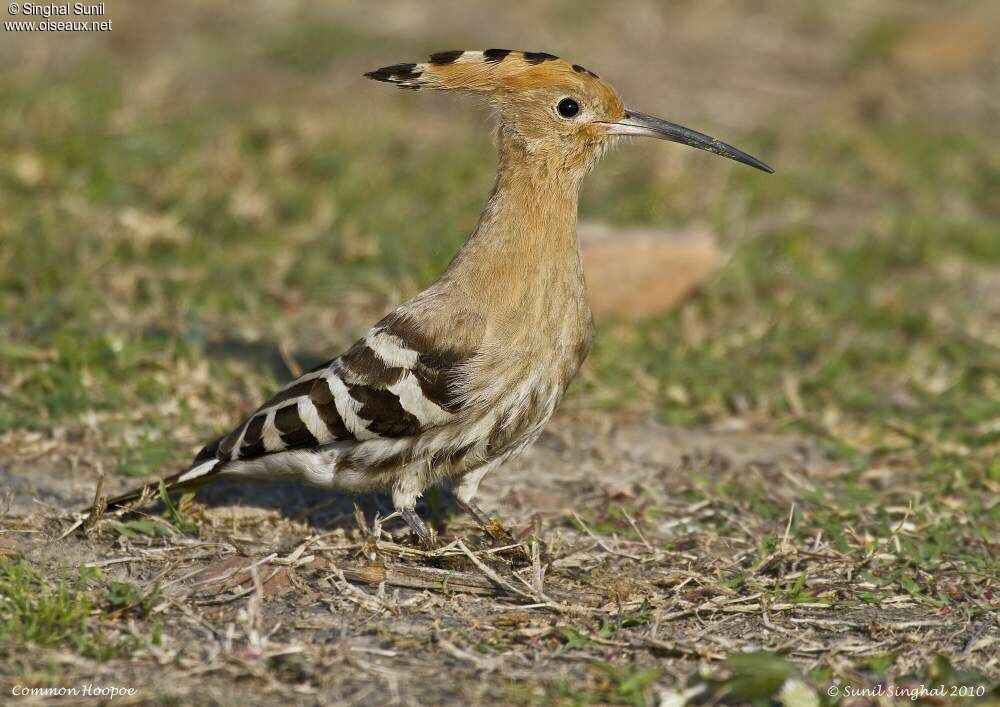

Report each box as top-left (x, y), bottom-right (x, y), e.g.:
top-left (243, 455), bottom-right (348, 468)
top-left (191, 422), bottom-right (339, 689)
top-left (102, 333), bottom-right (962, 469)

top-left (2, 414), bottom-right (994, 704)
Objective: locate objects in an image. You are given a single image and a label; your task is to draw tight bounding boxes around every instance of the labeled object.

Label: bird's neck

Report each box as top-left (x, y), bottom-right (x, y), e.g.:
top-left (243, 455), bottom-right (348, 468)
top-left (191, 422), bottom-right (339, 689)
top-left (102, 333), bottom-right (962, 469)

top-left (441, 141), bottom-right (586, 315)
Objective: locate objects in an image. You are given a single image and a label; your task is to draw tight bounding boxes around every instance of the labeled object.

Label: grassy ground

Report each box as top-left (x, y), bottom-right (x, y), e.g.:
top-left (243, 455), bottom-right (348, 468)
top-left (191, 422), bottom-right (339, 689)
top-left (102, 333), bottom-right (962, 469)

top-left (1, 1), bottom-right (997, 704)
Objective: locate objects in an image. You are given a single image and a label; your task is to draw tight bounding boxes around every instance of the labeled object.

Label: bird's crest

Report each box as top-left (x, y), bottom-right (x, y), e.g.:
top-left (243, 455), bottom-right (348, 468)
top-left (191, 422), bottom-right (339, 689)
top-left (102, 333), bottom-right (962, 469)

top-left (365, 49), bottom-right (602, 93)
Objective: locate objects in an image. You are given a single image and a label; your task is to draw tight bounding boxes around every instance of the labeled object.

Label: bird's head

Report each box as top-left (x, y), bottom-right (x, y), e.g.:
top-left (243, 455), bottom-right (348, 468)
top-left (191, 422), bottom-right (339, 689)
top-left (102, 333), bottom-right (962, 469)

top-left (366, 50), bottom-right (773, 178)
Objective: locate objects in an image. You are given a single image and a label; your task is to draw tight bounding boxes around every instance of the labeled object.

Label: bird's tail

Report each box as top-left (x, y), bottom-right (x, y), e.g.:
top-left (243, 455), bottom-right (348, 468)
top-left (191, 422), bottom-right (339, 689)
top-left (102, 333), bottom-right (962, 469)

top-left (73, 457), bottom-right (224, 529)
top-left (108, 458), bottom-right (220, 510)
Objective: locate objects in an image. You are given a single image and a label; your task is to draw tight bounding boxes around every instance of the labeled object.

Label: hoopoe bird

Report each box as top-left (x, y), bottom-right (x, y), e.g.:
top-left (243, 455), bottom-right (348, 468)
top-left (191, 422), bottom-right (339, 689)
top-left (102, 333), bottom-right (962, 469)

top-left (93, 50), bottom-right (772, 544)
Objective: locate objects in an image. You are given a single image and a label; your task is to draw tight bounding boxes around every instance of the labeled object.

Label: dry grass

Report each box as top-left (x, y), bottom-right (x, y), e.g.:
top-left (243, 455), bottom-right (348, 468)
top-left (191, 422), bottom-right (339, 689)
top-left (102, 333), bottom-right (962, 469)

top-left (2, 416), bottom-right (996, 703)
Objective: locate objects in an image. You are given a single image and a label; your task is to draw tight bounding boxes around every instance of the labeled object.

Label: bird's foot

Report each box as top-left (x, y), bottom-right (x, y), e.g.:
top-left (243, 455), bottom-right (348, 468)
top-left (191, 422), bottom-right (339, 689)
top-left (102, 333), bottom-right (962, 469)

top-left (455, 498), bottom-right (515, 546)
top-left (400, 507), bottom-right (436, 548)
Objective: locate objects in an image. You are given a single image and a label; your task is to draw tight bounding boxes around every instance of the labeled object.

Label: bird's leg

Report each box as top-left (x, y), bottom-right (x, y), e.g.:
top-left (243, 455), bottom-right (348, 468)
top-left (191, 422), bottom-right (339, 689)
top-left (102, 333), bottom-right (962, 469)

top-left (394, 478), bottom-right (437, 547)
top-left (453, 464), bottom-right (517, 544)
top-left (454, 497), bottom-right (492, 527)
top-left (400, 507), bottom-right (435, 548)
top-left (457, 497), bottom-right (515, 543)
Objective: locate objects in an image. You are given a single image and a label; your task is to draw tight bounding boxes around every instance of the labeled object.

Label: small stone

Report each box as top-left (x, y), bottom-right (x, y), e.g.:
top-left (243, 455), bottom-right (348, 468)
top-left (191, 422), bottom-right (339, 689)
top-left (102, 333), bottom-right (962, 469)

top-left (580, 221), bottom-right (720, 321)
top-left (13, 152), bottom-right (45, 187)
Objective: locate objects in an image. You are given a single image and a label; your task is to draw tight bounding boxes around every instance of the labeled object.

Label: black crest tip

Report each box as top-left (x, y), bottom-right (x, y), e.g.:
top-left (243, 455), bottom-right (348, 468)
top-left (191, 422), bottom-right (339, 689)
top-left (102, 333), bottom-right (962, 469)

top-left (365, 63), bottom-right (421, 84)
top-left (429, 50), bottom-right (464, 65)
top-left (483, 48), bottom-right (512, 63)
top-left (523, 51), bottom-right (558, 65)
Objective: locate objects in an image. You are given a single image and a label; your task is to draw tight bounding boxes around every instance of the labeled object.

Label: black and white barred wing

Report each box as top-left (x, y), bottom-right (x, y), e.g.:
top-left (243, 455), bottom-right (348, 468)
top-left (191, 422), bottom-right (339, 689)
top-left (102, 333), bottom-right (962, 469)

top-left (179, 317), bottom-right (470, 484)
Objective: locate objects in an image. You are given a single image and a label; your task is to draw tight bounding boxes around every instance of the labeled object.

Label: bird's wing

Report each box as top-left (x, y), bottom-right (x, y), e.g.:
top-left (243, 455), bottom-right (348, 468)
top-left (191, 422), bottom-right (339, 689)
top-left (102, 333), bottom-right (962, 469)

top-left (91, 311), bottom-right (477, 513)
top-left (192, 312), bottom-right (472, 472)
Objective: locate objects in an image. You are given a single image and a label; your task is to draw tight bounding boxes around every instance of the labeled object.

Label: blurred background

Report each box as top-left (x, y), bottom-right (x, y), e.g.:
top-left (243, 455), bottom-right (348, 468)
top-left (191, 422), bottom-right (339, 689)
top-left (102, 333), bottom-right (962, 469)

top-left (1, 0), bottom-right (997, 494)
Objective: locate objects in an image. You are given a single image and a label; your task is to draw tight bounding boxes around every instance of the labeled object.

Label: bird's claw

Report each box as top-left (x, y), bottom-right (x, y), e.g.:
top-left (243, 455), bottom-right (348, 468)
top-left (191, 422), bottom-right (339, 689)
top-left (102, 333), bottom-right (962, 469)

top-left (400, 507), bottom-right (437, 548)
top-left (456, 498), bottom-right (516, 546)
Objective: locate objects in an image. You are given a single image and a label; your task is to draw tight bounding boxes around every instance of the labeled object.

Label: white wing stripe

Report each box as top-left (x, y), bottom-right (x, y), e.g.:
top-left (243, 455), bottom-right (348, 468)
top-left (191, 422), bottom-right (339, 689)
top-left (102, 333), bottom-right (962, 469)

top-left (261, 408), bottom-right (283, 452)
top-left (276, 369), bottom-right (323, 391)
top-left (326, 374), bottom-right (378, 440)
top-left (388, 373), bottom-right (452, 427)
top-left (367, 332), bottom-right (419, 368)
top-left (298, 397), bottom-right (333, 445)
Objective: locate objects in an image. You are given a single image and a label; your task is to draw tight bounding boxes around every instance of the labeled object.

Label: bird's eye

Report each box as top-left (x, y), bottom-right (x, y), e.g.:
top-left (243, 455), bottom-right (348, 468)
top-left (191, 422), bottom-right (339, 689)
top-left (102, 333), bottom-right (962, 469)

top-left (557, 97), bottom-right (580, 118)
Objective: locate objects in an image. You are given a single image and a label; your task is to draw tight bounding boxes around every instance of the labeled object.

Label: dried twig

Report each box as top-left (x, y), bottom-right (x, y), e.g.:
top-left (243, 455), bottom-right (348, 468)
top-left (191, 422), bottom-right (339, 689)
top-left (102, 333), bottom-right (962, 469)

top-left (570, 510), bottom-right (642, 561)
top-left (454, 539), bottom-right (536, 601)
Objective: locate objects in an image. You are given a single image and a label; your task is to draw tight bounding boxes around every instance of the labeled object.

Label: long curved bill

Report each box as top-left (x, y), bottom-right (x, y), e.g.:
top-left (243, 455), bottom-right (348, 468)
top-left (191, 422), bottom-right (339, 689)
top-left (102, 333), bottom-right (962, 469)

top-left (605, 109), bottom-right (774, 173)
